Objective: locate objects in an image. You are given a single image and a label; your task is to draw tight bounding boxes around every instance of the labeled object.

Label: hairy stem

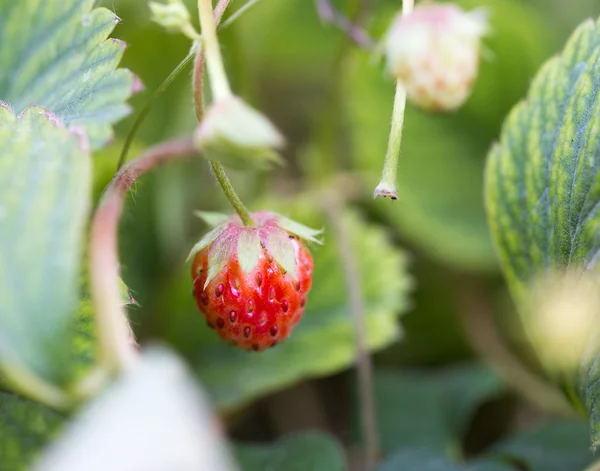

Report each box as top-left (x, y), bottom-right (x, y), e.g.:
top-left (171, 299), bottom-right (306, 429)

top-left (373, 0), bottom-right (413, 200)
top-left (324, 198), bottom-right (379, 471)
top-left (197, 0), bottom-right (232, 100)
top-left (193, 0), bottom-right (254, 226)
top-left (90, 137), bottom-right (198, 374)
top-left (209, 160), bottom-right (254, 226)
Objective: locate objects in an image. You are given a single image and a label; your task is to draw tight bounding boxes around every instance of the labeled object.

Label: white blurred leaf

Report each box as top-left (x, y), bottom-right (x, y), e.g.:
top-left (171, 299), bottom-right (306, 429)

top-left (34, 346), bottom-right (239, 471)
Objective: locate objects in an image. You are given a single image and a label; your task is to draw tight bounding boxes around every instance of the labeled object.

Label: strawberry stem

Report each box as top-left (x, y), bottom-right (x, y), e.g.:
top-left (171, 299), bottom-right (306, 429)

top-left (117, 0), bottom-right (262, 172)
top-left (209, 160), bottom-right (255, 226)
top-left (373, 80), bottom-right (406, 200)
top-left (193, 0), bottom-right (255, 227)
top-left (373, 0), bottom-right (413, 200)
top-left (197, 0), bottom-right (232, 100)
top-left (90, 137), bottom-right (198, 376)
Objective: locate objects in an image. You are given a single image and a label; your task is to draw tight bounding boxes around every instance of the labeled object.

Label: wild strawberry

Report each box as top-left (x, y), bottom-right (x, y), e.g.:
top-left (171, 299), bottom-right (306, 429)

top-left (384, 3), bottom-right (488, 112)
top-left (188, 211), bottom-right (322, 351)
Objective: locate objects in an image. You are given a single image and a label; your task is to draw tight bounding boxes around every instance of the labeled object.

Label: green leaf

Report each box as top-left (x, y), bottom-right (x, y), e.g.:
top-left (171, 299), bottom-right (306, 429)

top-left (361, 365), bottom-right (504, 456)
top-left (485, 15), bottom-right (600, 297)
top-left (186, 225), bottom-right (227, 263)
top-left (0, 392), bottom-right (64, 471)
top-left (483, 14), bottom-right (600, 444)
top-left (377, 449), bottom-right (513, 471)
top-left (0, 105), bottom-right (91, 387)
top-left (278, 216), bottom-right (324, 245)
top-left (234, 432), bottom-right (346, 471)
top-left (162, 208), bottom-right (412, 410)
top-left (0, 0), bottom-right (137, 150)
top-left (343, 0), bottom-right (554, 272)
top-left (490, 420), bottom-right (593, 471)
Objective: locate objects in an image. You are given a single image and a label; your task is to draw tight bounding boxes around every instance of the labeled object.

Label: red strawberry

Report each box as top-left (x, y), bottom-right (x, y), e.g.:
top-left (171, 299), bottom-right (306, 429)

top-left (189, 211), bottom-right (321, 351)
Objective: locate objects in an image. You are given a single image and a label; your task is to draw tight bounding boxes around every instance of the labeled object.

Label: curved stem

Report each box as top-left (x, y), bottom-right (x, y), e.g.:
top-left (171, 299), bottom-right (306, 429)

top-left (90, 137), bottom-right (198, 374)
top-left (197, 0), bottom-right (232, 100)
top-left (3, 363), bottom-right (71, 411)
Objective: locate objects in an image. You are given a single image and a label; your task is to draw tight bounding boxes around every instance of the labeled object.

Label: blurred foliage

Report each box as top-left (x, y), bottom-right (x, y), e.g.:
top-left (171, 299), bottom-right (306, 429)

top-left (362, 365), bottom-right (505, 456)
top-left (365, 364), bottom-right (593, 471)
top-left (491, 419), bottom-right (593, 471)
top-left (234, 432), bottom-right (346, 471)
top-left (0, 393), bottom-right (63, 471)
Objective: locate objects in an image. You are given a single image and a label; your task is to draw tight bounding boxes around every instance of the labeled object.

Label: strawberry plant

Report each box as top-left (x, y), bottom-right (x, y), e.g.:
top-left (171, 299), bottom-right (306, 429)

top-left (2, 0), bottom-right (600, 470)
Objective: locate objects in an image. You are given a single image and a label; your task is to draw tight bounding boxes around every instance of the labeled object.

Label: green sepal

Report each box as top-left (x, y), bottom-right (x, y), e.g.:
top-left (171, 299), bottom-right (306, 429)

top-left (237, 229), bottom-right (262, 274)
top-left (265, 227), bottom-right (297, 280)
top-left (186, 225), bottom-right (227, 263)
top-left (279, 216), bottom-right (324, 244)
top-left (204, 228), bottom-right (241, 288)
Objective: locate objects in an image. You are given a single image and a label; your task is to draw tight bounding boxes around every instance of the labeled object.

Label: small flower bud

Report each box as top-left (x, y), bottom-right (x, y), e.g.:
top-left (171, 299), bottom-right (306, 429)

top-left (194, 96), bottom-right (285, 170)
top-left (385, 3), bottom-right (488, 112)
top-left (149, 0), bottom-right (199, 40)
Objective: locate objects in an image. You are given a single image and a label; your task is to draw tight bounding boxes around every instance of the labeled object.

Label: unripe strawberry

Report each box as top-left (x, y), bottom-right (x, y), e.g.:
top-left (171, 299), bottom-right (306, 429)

top-left (384, 3), bottom-right (488, 112)
top-left (188, 212), bottom-right (321, 351)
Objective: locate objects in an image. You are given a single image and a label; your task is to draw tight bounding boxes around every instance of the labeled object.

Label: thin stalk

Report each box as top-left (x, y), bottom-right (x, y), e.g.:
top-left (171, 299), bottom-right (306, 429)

top-left (193, 0), bottom-right (229, 122)
top-left (90, 137), bottom-right (198, 374)
top-left (117, 45), bottom-right (197, 171)
top-left (197, 0), bottom-right (232, 100)
top-left (373, 82), bottom-right (406, 200)
top-left (193, 0), bottom-right (254, 226)
top-left (373, 0), bottom-right (414, 199)
top-left (209, 160), bottom-right (254, 226)
top-left (2, 364), bottom-right (71, 411)
top-left (324, 198), bottom-right (379, 470)
top-left (316, 0), bottom-right (375, 49)
top-left (224, 0), bottom-right (263, 27)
